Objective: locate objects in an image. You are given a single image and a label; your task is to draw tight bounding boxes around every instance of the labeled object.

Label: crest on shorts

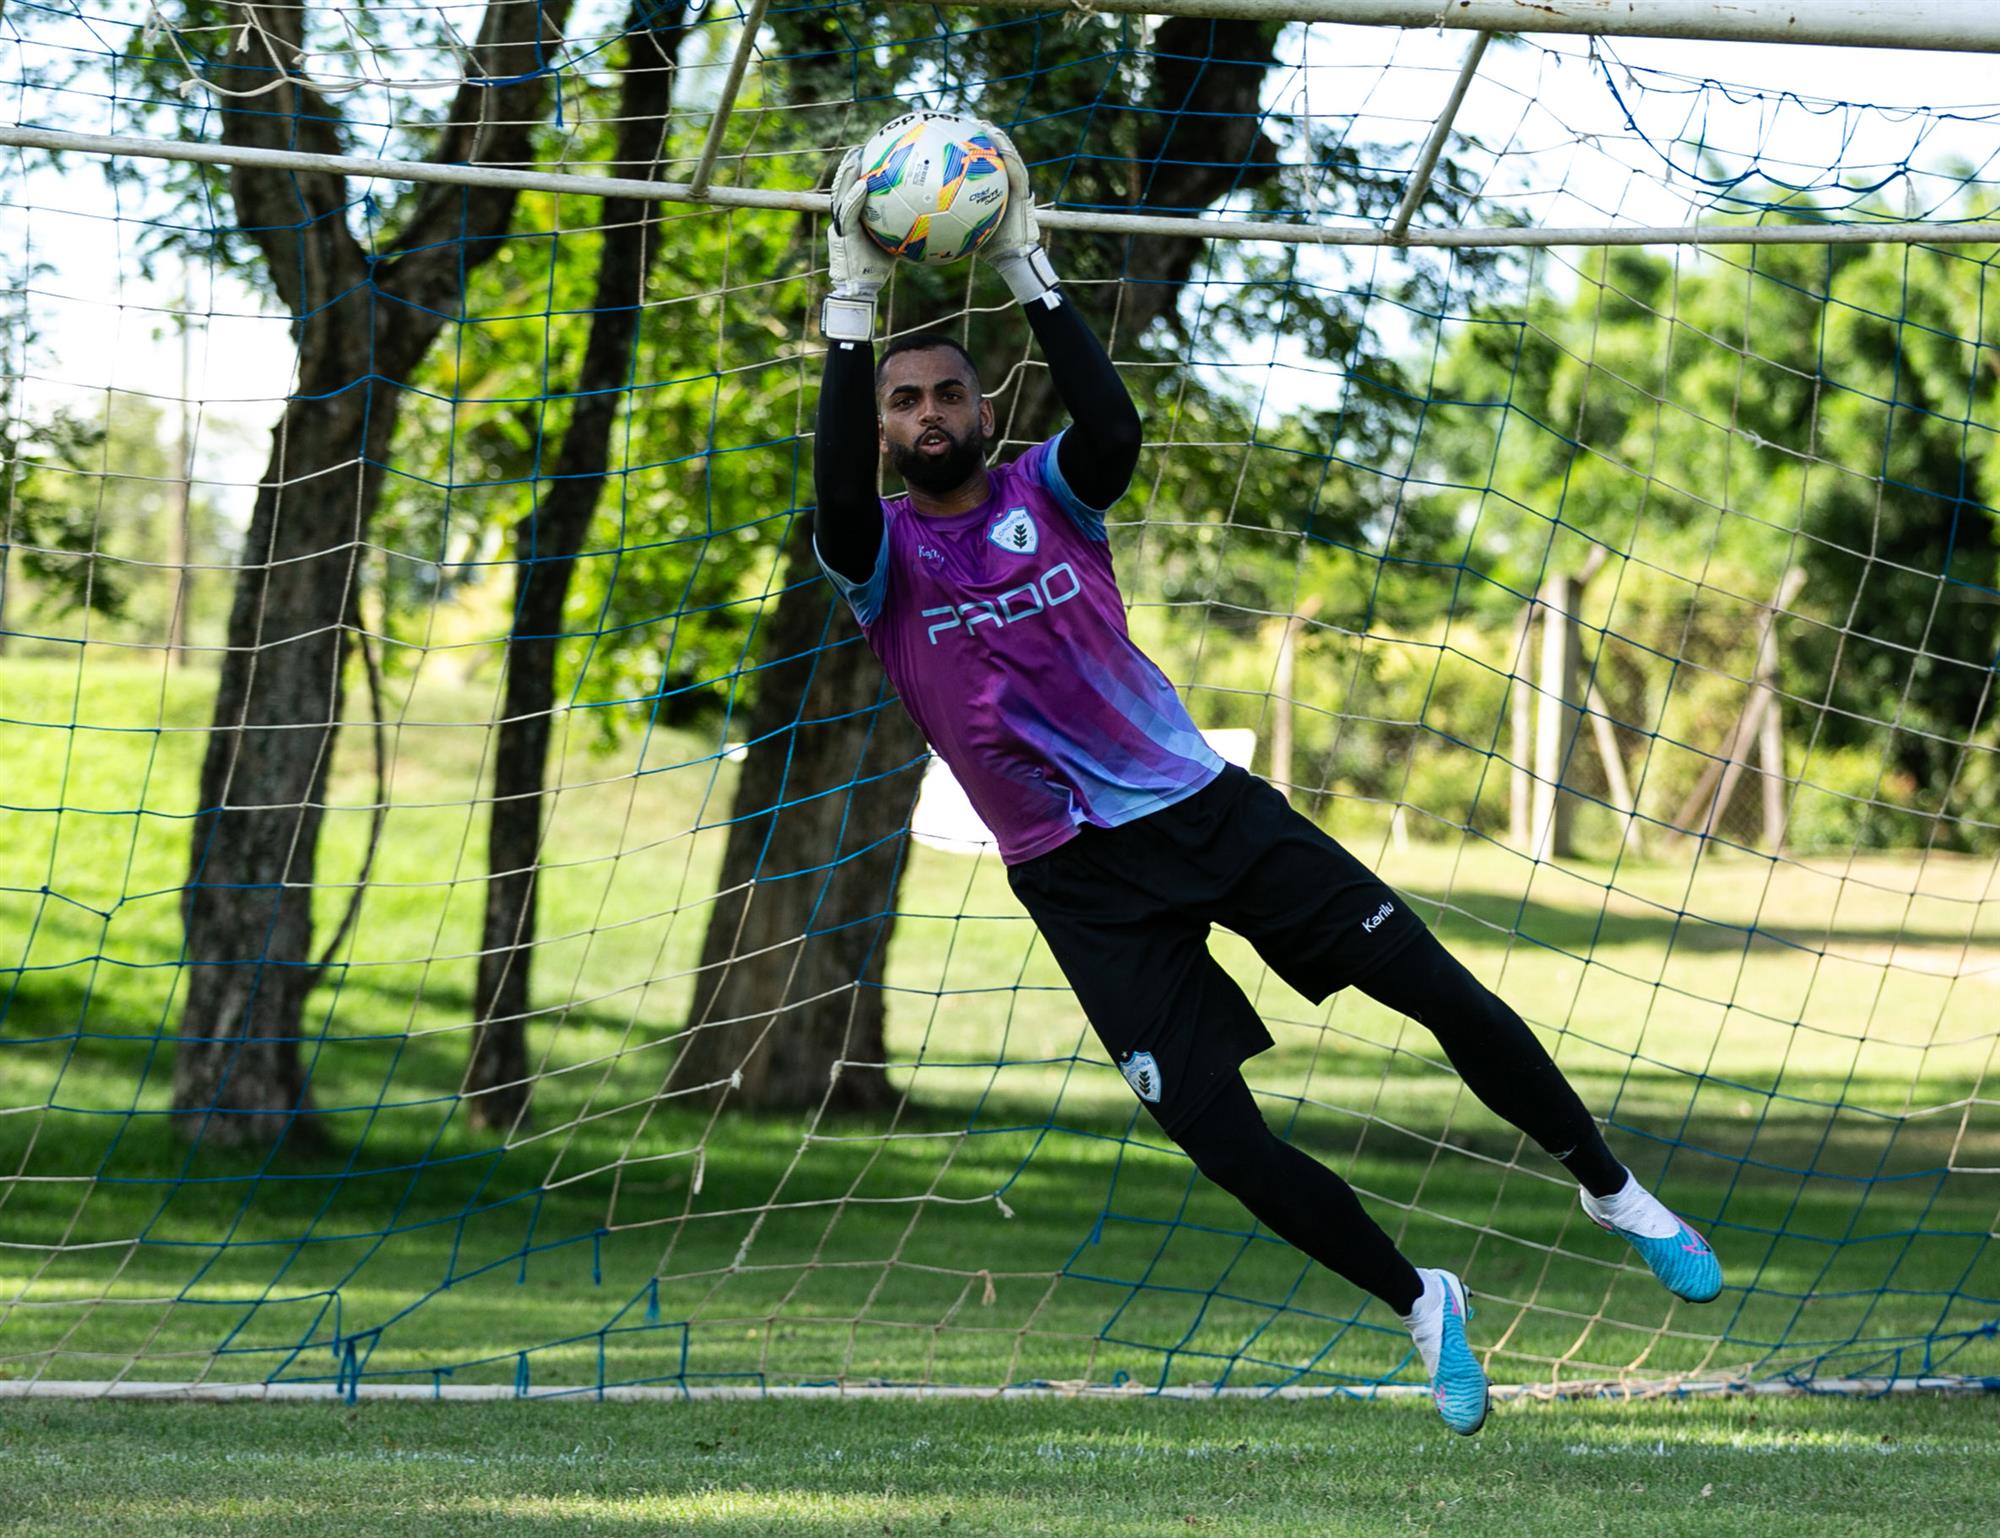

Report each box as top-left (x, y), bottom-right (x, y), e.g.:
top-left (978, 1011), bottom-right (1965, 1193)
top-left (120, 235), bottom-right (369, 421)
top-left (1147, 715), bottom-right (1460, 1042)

top-left (989, 506), bottom-right (1038, 555)
top-left (1119, 1050), bottom-right (1162, 1104)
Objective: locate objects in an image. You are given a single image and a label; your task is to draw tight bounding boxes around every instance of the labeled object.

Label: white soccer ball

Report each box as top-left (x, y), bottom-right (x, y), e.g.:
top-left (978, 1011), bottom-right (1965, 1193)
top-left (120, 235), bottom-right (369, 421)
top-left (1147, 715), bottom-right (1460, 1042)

top-left (856, 111), bottom-right (1010, 266)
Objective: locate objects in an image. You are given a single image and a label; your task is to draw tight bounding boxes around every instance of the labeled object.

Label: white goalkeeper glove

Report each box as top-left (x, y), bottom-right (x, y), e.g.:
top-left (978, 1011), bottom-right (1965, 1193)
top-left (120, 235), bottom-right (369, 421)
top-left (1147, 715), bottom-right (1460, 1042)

top-left (982, 123), bottom-right (1059, 309)
top-left (822, 146), bottom-right (895, 343)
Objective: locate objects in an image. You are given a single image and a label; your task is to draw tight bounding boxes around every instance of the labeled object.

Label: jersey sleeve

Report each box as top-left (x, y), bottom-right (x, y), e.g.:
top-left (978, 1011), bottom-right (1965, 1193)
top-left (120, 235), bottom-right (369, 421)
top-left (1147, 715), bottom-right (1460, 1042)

top-left (1027, 431), bottom-right (1110, 542)
top-left (815, 518), bottom-right (892, 627)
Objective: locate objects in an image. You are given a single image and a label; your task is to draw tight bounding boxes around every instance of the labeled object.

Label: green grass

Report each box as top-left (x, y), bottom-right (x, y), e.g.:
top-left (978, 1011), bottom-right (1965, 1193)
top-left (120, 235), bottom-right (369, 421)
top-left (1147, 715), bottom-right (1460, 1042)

top-left (3, 1395), bottom-right (1998, 1535)
top-left (2, 654), bottom-right (1997, 1397)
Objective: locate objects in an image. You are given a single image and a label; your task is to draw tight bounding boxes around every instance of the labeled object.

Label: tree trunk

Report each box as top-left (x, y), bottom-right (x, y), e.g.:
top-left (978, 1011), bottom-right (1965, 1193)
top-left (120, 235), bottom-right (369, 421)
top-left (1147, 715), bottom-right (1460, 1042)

top-left (172, 0), bottom-right (571, 1147)
top-left (668, 511), bottom-right (925, 1111)
top-left (467, 6), bottom-right (689, 1132)
top-left (675, 16), bottom-right (1285, 1111)
top-left (174, 385), bottom-right (394, 1145)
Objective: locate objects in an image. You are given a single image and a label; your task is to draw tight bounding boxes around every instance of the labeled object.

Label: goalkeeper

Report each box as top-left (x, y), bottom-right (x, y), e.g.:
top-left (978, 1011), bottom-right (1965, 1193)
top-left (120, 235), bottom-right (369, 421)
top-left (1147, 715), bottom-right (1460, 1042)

top-left (812, 129), bottom-right (1722, 1436)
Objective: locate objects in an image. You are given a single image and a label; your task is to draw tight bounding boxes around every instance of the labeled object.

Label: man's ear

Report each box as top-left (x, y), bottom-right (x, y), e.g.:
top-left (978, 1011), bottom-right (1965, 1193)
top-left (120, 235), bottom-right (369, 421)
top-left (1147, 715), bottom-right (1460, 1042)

top-left (979, 395), bottom-right (996, 440)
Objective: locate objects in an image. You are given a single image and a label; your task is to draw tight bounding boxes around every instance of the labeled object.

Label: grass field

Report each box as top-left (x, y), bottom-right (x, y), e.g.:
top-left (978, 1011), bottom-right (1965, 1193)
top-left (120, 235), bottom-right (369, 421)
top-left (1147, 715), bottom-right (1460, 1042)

top-left (3, 654), bottom-right (1997, 1401)
top-left (4, 1394), bottom-right (1998, 1536)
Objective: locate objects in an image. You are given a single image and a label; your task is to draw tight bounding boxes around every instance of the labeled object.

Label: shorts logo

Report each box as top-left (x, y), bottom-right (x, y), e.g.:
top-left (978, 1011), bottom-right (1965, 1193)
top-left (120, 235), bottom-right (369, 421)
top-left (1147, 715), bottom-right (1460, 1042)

top-left (1362, 900), bottom-right (1394, 934)
top-left (1120, 1051), bottom-right (1163, 1104)
top-left (989, 507), bottom-right (1037, 555)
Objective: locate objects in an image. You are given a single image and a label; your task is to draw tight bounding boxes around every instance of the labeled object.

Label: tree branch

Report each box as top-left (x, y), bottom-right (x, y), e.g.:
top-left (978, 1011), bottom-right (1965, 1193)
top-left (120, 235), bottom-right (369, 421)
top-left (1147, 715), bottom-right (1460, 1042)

top-left (376, 0), bottom-right (577, 354)
top-left (211, 1), bottom-right (367, 319)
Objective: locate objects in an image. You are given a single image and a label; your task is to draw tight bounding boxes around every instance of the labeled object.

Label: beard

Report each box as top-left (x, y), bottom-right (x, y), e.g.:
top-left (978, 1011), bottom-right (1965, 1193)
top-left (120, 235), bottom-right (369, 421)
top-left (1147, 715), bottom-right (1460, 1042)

top-left (889, 427), bottom-right (987, 496)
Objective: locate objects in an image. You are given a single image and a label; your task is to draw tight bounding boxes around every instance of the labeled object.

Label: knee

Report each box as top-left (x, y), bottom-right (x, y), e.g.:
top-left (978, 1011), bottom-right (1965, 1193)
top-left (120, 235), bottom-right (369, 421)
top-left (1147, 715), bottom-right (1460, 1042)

top-left (1178, 1113), bottom-right (1278, 1197)
top-left (1388, 943), bottom-right (1516, 1043)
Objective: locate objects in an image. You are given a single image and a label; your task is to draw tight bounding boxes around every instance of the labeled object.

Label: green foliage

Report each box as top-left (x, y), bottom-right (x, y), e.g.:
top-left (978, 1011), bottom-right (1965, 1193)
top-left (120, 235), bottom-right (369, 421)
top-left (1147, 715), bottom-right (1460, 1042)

top-left (2, 398), bottom-right (114, 625)
top-left (1414, 229), bottom-right (2000, 851)
top-left (2, 380), bottom-right (237, 654)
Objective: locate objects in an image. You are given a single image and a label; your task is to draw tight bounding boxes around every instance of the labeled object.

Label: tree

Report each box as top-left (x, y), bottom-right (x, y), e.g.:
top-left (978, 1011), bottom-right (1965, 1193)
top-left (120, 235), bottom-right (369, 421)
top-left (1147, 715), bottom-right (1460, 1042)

top-left (171, 0), bottom-right (575, 1147)
top-left (462, 2), bottom-right (693, 1133)
top-left (1416, 226), bottom-right (2000, 852)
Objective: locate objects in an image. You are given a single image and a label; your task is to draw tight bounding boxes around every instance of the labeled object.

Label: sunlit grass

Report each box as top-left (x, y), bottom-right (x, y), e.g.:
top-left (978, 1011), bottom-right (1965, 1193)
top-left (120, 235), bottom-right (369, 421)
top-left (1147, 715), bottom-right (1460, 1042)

top-left (3, 1395), bottom-right (1997, 1537)
top-left (3, 655), bottom-right (1997, 1395)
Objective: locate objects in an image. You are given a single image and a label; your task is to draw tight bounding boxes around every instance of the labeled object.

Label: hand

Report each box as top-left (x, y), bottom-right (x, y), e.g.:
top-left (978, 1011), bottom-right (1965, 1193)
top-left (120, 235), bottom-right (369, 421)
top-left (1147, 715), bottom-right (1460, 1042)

top-left (823, 146), bottom-right (895, 343)
top-left (981, 122), bottom-right (1059, 308)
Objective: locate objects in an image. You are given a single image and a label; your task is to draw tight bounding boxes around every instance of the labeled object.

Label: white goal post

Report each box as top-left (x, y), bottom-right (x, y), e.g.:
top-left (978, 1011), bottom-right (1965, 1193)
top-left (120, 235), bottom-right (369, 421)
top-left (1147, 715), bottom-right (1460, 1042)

top-left (3, 1), bottom-right (1997, 252)
top-left (924, 0), bottom-right (2000, 54)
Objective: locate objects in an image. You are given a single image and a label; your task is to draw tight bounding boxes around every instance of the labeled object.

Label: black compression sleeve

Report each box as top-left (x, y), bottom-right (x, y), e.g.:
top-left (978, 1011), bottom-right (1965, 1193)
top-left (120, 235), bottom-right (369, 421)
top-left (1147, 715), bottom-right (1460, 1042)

top-left (813, 340), bottom-right (883, 584)
top-left (1175, 1072), bottom-right (1424, 1314)
top-left (1356, 929), bottom-right (1628, 1198)
top-left (1025, 295), bottom-right (1141, 513)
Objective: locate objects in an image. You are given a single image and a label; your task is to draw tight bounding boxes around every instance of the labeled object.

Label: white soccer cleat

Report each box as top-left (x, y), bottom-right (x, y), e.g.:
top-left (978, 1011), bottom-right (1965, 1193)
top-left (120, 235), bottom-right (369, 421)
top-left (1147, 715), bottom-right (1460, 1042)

top-left (1401, 1267), bottom-right (1489, 1436)
top-left (1581, 1174), bottom-right (1724, 1304)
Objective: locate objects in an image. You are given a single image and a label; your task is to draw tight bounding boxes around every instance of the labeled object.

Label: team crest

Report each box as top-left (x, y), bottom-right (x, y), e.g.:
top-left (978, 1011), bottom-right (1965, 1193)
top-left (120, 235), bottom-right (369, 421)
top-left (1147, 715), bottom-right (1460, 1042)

top-left (989, 507), bottom-right (1038, 555)
top-left (1119, 1051), bottom-right (1162, 1104)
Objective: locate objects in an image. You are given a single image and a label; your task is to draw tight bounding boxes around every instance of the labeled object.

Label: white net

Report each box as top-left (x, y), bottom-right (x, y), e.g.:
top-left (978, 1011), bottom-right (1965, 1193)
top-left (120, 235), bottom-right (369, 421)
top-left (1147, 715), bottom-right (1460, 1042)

top-left (1, 5), bottom-right (1997, 1395)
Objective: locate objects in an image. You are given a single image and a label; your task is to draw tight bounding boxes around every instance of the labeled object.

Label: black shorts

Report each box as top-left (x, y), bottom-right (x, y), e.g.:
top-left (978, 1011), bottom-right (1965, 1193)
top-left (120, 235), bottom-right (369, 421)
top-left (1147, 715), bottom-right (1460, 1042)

top-left (1006, 765), bottom-right (1426, 1136)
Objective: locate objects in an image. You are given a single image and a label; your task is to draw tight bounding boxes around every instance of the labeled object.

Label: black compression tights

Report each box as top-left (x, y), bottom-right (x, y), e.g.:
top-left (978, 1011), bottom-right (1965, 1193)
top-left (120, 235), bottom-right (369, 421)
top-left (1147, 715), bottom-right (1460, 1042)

top-left (1173, 927), bottom-right (1626, 1315)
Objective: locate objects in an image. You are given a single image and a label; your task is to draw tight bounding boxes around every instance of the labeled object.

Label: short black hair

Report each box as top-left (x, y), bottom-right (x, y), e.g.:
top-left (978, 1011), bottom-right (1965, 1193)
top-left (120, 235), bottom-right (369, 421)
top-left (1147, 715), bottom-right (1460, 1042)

top-left (875, 332), bottom-right (981, 392)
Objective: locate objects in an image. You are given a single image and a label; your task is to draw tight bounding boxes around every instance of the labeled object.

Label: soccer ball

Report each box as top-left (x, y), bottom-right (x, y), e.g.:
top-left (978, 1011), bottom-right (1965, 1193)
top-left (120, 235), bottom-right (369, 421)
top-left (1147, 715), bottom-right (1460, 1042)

top-left (856, 111), bottom-right (1010, 265)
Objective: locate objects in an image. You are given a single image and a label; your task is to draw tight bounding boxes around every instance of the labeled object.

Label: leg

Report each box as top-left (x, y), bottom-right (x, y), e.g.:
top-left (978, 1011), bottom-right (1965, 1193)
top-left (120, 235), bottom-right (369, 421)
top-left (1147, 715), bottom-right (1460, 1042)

top-left (1175, 1068), bottom-right (1489, 1434)
top-left (1355, 926), bottom-right (1627, 1197)
top-left (1174, 1069), bottom-right (1422, 1313)
top-left (1361, 928), bottom-right (1723, 1303)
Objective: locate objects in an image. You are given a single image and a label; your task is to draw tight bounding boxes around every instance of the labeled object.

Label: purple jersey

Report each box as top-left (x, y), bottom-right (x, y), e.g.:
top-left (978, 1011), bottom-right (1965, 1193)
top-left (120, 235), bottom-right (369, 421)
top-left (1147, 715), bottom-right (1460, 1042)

top-left (817, 433), bottom-right (1222, 864)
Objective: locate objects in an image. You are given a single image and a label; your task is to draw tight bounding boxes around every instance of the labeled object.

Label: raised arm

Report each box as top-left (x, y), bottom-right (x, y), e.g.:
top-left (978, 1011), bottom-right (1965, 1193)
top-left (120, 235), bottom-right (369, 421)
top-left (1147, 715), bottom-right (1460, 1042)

top-left (814, 339), bottom-right (882, 584)
top-left (982, 126), bottom-right (1142, 513)
top-left (814, 151), bottom-right (895, 584)
top-left (1026, 299), bottom-right (1142, 514)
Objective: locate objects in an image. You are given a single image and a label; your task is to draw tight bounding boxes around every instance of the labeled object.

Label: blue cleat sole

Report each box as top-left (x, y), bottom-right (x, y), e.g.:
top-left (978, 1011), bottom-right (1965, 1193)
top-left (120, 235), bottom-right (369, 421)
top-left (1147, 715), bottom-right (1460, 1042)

top-left (1430, 1274), bottom-right (1490, 1436)
top-left (1590, 1210), bottom-right (1723, 1304)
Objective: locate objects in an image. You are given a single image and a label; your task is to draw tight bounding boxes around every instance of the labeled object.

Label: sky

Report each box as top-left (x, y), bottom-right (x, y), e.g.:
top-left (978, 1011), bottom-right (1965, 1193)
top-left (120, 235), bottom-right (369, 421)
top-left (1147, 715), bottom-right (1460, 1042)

top-left (5, 18), bottom-right (1999, 529)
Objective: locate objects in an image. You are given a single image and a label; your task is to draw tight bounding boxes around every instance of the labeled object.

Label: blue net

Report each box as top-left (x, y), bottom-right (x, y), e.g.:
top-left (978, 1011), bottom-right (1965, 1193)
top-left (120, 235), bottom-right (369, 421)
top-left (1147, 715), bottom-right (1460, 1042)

top-left (1, 5), bottom-right (1998, 1396)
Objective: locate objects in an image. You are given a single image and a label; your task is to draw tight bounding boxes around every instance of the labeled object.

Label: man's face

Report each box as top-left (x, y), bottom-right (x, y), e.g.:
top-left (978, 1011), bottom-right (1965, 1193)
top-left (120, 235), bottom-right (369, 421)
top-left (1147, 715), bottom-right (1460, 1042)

top-left (877, 347), bottom-right (995, 497)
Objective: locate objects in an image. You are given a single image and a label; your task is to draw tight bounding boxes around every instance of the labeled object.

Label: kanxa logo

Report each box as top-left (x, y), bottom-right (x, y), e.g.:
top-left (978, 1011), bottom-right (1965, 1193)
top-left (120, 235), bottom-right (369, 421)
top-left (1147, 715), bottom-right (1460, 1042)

top-left (921, 562), bottom-right (1081, 645)
top-left (1361, 900), bottom-right (1395, 933)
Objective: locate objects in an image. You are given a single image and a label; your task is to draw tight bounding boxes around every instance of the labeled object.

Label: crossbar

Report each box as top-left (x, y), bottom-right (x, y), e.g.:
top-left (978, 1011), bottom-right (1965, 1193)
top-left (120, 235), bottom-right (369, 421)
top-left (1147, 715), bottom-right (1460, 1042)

top-left (895, 0), bottom-right (2000, 54)
top-left (5, 127), bottom-right (1997, 250)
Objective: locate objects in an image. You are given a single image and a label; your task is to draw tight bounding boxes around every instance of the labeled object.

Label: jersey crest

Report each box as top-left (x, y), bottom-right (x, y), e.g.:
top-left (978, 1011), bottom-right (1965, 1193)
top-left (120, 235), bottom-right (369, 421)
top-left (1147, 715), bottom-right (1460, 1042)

top-left (989, 506), bottom-right (1038, 556)
top-left (1119, 1050), bottom-right (1163, 1104)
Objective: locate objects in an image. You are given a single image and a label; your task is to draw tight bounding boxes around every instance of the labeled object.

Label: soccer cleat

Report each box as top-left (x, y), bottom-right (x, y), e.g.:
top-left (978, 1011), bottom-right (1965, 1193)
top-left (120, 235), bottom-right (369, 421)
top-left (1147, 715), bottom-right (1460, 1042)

top-left (1402, 1268), bottom-right (1489, 1436)
top-left (1581, 1183), bottom-right (1724, 1304)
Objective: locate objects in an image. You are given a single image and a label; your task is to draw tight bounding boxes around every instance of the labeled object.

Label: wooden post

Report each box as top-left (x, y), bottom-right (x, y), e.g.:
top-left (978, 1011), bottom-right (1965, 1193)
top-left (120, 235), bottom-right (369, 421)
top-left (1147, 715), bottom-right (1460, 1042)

top-left (1509, 600), bottom-right (1534, 851)
top-left (1669, 567), bottom-right (1806, 843)
top-left (1585, 679), bottom-right (1644, 858)
top-left (168, 267), bottom-right (194, 666)
top-left (1758, 661), bottom-right (1787, 851)
top-left (1270, 595), bottom-right (1321, 805)
top-left (1756, 575), bottom-right (1799, 851)
top-left (1530, 571), bottom-right (1582, 859)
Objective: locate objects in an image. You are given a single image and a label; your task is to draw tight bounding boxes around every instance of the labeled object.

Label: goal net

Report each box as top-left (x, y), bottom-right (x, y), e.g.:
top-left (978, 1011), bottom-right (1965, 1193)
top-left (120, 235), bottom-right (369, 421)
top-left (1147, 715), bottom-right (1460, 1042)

top-left (1, 1), bottom-right (1996, 1397)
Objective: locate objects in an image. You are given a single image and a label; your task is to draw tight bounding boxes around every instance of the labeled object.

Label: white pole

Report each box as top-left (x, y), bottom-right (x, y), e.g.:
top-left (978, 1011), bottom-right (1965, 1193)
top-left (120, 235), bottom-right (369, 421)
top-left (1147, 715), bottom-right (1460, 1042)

top-left (5, 127), bottom-right (1996, 251)
top-left (1387, 30), bottom-right (1490, 243)
top-left (897, 0), bottom-right (2000, 54)
top-left (687, 0), bottom-right (774, 200)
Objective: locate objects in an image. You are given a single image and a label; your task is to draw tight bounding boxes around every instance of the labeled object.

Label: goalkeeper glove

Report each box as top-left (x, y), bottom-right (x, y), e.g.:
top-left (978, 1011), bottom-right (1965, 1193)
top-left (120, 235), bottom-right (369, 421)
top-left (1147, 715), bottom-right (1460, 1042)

top-left (822, 146), bottom-right (895, 343)
top-left (982, 124), bottom-right (1060, 309)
